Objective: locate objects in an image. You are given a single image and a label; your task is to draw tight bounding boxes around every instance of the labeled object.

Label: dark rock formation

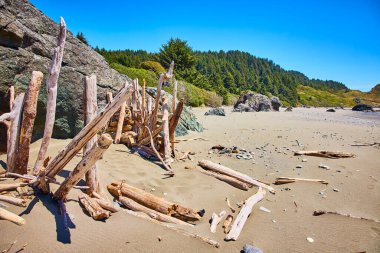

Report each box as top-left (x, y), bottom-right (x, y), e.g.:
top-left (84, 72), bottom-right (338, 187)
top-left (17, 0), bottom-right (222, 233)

top-left (353, 97), bottom-right (361, 104)
top-left (285, 106), bottom-right (293, 112)
top-left (326, 108), bottom-right (336, 112)
top-left (233, 91), bottom-right (281, 112)
top-left (0, 0), bottom-right (129, 152)
top-left (352, 104), bottom-right (374, 112)
top-left (270, 96), bottom-right (281, 111)
top-left (204, 107), bottom-right (226, 116)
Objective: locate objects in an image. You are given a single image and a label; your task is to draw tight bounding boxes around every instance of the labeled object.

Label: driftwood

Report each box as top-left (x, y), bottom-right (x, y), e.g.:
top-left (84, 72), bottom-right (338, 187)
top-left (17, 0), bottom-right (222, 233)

top-left (225, 187), bottom-right (266, 241)
top-left (93, 198), bottom-right (120, 213)
top-left (187, 166), bottom-right (249, 190)
top-left (107, 181), bottom-right (200, 222)
top-left (14, 71), bottom-right (43, 174)
top-left (223, 214), bottom-right (233, 234)
top-left (83, 75), bottom-right (99, 194)
top-left (275, 177), bottom-right (328, 185)
top-left (0, 183), bottom-right (28, 192)
top-left (114, 101), bottom-right (127, 144)
top-left (225, 197), bottom-right (236, 213)
top-left (123, 209), bottom-right (220, 248)
top-left (161, 96), bottom-right (172, 164)
top-left (4, 94), bottom-right (25, 173)
top-left (198, 160), bottom-right (275, 194)
top-left (78, 193), bottom-right (110, 220)
top-left (36, 84), bottom-right (133, 188)
top-left (0, 207), bottom-right (25, 226)
top-left (119, 196), bottom-right (193, 227)
top-left (144, 126), bottom-right (174, 175)
top-left (169, 99), bottom-right (184, 154)
top-left (5, 86), bottom-right (15, 153)
top-left (313, 210), bottom-right (380, 223)
top-left (0, 195), bottom-right (27, 207)
top-left (294, 150), bottom-right (355, 159)
top-left (33, 18), bottom-right (67, 175)
top-left (53, 134), bottom-right (113, 200)
top-left (210, 210), bottom-right (226, 233)
top-left (141, 79), bottom-right (146, 121)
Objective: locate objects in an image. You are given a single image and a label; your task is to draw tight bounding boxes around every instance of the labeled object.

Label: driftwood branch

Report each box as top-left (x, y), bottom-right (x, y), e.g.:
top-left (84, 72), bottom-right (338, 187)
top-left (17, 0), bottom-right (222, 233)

top-left (14, 71), bottom-right (43, 174)
top-left (83, 74), bottom-right (99, 194)
top-left (0, 182), bottom-right (28, 192)
top-left (198, 160), bottom-right (275, 194)
top-left (210, 210), bottom-right (226, 233)
top-left (0, 195), bottom-right (27, 207)
top-left (225, 187), bottom-right (266, 241)
top-left (0, 207), bottom-right (25, 225)
top-left (294, 150), bottom-right (355, 159)
top-left (275, 177), bottom-right (328, 185)
top-left (313, 210), bottom-right (380, 223)
top-left (53, 134), bottom-right (113, 200)
top-left (33, 18), bottom-right (67, 175)
top-left (161, 96), bottom-right (172, 164)
top-left (78, 193), bottom-right (110, 220)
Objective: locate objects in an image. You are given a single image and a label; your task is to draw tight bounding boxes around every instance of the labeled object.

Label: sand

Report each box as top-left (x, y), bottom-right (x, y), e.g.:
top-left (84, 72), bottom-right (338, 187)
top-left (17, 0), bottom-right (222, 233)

top-left (0, 107), bottom-right (379, 253)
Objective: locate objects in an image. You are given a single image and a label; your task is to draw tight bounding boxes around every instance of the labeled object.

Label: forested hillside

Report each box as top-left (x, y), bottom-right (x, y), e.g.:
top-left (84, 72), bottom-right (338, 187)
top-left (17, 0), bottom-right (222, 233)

top-left (95, 38), bottom-right (358, 106)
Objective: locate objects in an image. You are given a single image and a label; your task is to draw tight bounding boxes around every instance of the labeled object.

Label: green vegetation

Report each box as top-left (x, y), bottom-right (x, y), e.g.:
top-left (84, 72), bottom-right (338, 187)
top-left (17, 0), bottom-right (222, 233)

top-left (76, 32), bottom-right (89, 45)
top-left (95, 38), bottom-right (378, 107)
top-left (110, 63), bottom-right (157, 88)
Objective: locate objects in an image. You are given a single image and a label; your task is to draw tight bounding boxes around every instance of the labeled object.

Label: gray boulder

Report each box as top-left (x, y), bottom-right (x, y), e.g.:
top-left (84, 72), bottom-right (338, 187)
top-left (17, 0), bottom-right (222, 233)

top-left (0, 0), bottom-right (128, 151)
top-left (352, 104), bottom-right (374, 112)
top-left (270, 96), bottom-right (282, 111)
top-left (242, 244), bottom-right (263, 253)
top-left (204, 107), bottom-right (226, 116)
top-left (233, 91), bottom-right (280, 112)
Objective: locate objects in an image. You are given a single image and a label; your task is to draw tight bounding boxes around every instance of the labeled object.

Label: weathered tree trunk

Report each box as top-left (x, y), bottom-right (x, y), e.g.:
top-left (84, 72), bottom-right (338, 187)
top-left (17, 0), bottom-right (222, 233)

top-left (225, 187), bottom-right (266, 241)
top-left (83, 75), bottom-right (99, 194)
top-left (78, 193), bottom-right (110, 220)
top-left (36, 84), bottom-right (133, 188)
top-left (0, 207), bottom-right (25, 225)
top-left (0, 195), bottom-right (27, 207)
top-left (6, 93), bottom-right (25, 172)
top-left (141, 79), bottom-right (146, 122)
top-left (150, 74), bottom-right (164, 131)
top-left (198, 160), bottom-right (275, 194)
top-left (33, 18), bottom-right (67, 175)
top-left (114, 102), bottom-right (126, 144)
top-left (6, 86), bottom-right (15, 153)
top-left (93, 198), bottom-right (120, 213)
top-left (186, 166), bottom-right (250, 190)
top-left (106, 92), bottom-right (113, 103)
top-left (294, 150), bottom-right (355, 159)
top-left (161, 96), bottom-right (172, 164)
top-left (274, 177), bottom-right (328, 185)
top-left (107, 181), bottom-right (200, 222)
top-left (14, 71), bottom-right (43, 174)
top-left (119, 196), bottom-right (193, 226)
top-left (210, 210), bottom-right (226, 233)
top-left (53, 134), bottom-right (113, 200)
top-left (169, 99), bottom-right (184, 153)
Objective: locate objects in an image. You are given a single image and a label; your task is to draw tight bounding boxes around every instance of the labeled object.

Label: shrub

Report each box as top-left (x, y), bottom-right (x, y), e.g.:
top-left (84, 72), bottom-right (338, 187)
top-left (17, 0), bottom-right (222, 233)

top-left (110, 63), bottom-right (157, 87)
top-left (140, 61), bottom-right (166, 76)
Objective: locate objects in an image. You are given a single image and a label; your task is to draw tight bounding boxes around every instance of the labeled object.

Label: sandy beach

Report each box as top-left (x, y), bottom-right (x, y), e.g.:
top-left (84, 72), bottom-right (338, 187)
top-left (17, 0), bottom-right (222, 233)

top-left (1, 107), bottom-right (379, 253)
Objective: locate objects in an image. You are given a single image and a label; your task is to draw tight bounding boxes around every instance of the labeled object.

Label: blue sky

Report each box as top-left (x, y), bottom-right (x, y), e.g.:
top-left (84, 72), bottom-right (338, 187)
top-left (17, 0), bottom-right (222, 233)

top-left (30, 0), bottom-right (380, 91)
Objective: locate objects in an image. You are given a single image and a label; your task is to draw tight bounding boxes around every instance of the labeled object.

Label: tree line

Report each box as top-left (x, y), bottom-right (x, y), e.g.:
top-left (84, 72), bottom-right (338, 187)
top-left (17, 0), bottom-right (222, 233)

top-left (95, 38), bottom-right (348, 105)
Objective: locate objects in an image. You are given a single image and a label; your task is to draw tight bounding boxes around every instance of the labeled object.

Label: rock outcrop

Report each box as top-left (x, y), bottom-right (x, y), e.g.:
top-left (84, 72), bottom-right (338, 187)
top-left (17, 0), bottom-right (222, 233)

top-left (204, 107), bottom-right (226, 116)
top-left (0, 0), bottom-right (128, 150)
top-left (352, 104), bottom-right (374, 112)
top-left (233, 91), bottom-right (281, 112)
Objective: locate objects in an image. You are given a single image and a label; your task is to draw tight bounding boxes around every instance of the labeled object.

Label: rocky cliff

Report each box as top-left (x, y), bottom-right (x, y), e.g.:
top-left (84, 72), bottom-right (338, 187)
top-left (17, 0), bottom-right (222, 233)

top-left (0, 0), bottom-right (130, 150)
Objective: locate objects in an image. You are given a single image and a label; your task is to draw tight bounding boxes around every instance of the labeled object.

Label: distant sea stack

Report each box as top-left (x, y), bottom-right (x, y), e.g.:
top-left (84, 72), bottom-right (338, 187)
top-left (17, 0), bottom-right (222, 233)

top-left (233, 91), bottom-right (282, 112)
top-left (0, 0), bottom-right (128, 151)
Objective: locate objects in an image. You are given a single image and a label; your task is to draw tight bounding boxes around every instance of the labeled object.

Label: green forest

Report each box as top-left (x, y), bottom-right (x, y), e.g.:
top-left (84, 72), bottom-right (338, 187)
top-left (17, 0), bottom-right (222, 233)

top-left (95, 38), bottom-right (352, 106)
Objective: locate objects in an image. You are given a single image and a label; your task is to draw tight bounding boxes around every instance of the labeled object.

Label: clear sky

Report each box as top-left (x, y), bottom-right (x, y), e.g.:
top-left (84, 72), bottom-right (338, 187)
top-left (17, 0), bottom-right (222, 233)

top-left (30, 0), bottom-right (380, 91)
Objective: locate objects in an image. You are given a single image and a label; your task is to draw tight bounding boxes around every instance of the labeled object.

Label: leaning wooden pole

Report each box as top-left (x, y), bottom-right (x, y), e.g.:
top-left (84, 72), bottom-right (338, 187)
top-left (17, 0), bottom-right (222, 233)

top-left (33, 17), bottom-right (67, 175)
top-left (161, 96), bottom-right (172, 165)
top-left (6, 93), bottom-right (25, 172)
top-left (169, 99), bottom-right (184, 154)
top-left (36, 84), bottom-right (133, 188)
top-left (6, 86), bottom-right (15, 153)
top-left (54, 134), bottom-right (113, 200)
top-left (83, 74), bottom-right (99, 194)
top-left (14, 71), bottom-right (43, 174)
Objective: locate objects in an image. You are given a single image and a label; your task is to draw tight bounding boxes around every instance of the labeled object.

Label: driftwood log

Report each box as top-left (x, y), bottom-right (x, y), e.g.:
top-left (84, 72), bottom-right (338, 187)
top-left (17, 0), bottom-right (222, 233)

top-left (275, 177), bottom-right (328, 185)
top-left (0, 183), bottom-right (28, 192)
top-left (36, 84), bottom-right (133, 188)
top-left (14, 71), bottom-right (43, 174)
top-left (114, 101), bottom-right (127, 144)
top-left (93, 198), bottom-right (120, 213)
top-left (169, 98), bottom-right (184, 154)
top-left (161, 96), bottom-right (172, 164)
top-left (83, 75), bottom-right (99, 194)
top-left (123, 209), bottom-right (220, 248)
top-left (53, 134), bottom-right (113, 200)
top-left (0, 207), bottom-right (25, 225)
top-left (198, 160), bottom-right (275, 194)
top-left (78, 193), bottom-right (110, 220)
top-left (108, 181), bottom-right (200, 222)
top-left (0, 195), bottom-right (27, 207)
top-left (3, 94), bottom-right (25, 172)
top-left (223, 214), bottom-right (233, 234)
top-left (210, 210), bottom-right (226, 233)
top-left (33, 18), bottom-right (67, 175)
top-left (294, 150), bottom-right (355, 159)
top-left (313, 210), bottom-right (380, 223)
top-left (225, 187), bottom-right (266, 241)
top-left (186, 166), bottom-right (250, 191)
top-left (5, 86), bottom-right (15, 152)
top-left (119, 196), bottom-right (193, 227)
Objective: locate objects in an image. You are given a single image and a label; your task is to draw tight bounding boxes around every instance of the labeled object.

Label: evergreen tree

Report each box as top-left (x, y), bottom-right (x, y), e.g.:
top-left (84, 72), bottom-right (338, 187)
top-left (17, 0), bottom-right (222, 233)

top-left (76, 32), bottom-right (89, 45)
